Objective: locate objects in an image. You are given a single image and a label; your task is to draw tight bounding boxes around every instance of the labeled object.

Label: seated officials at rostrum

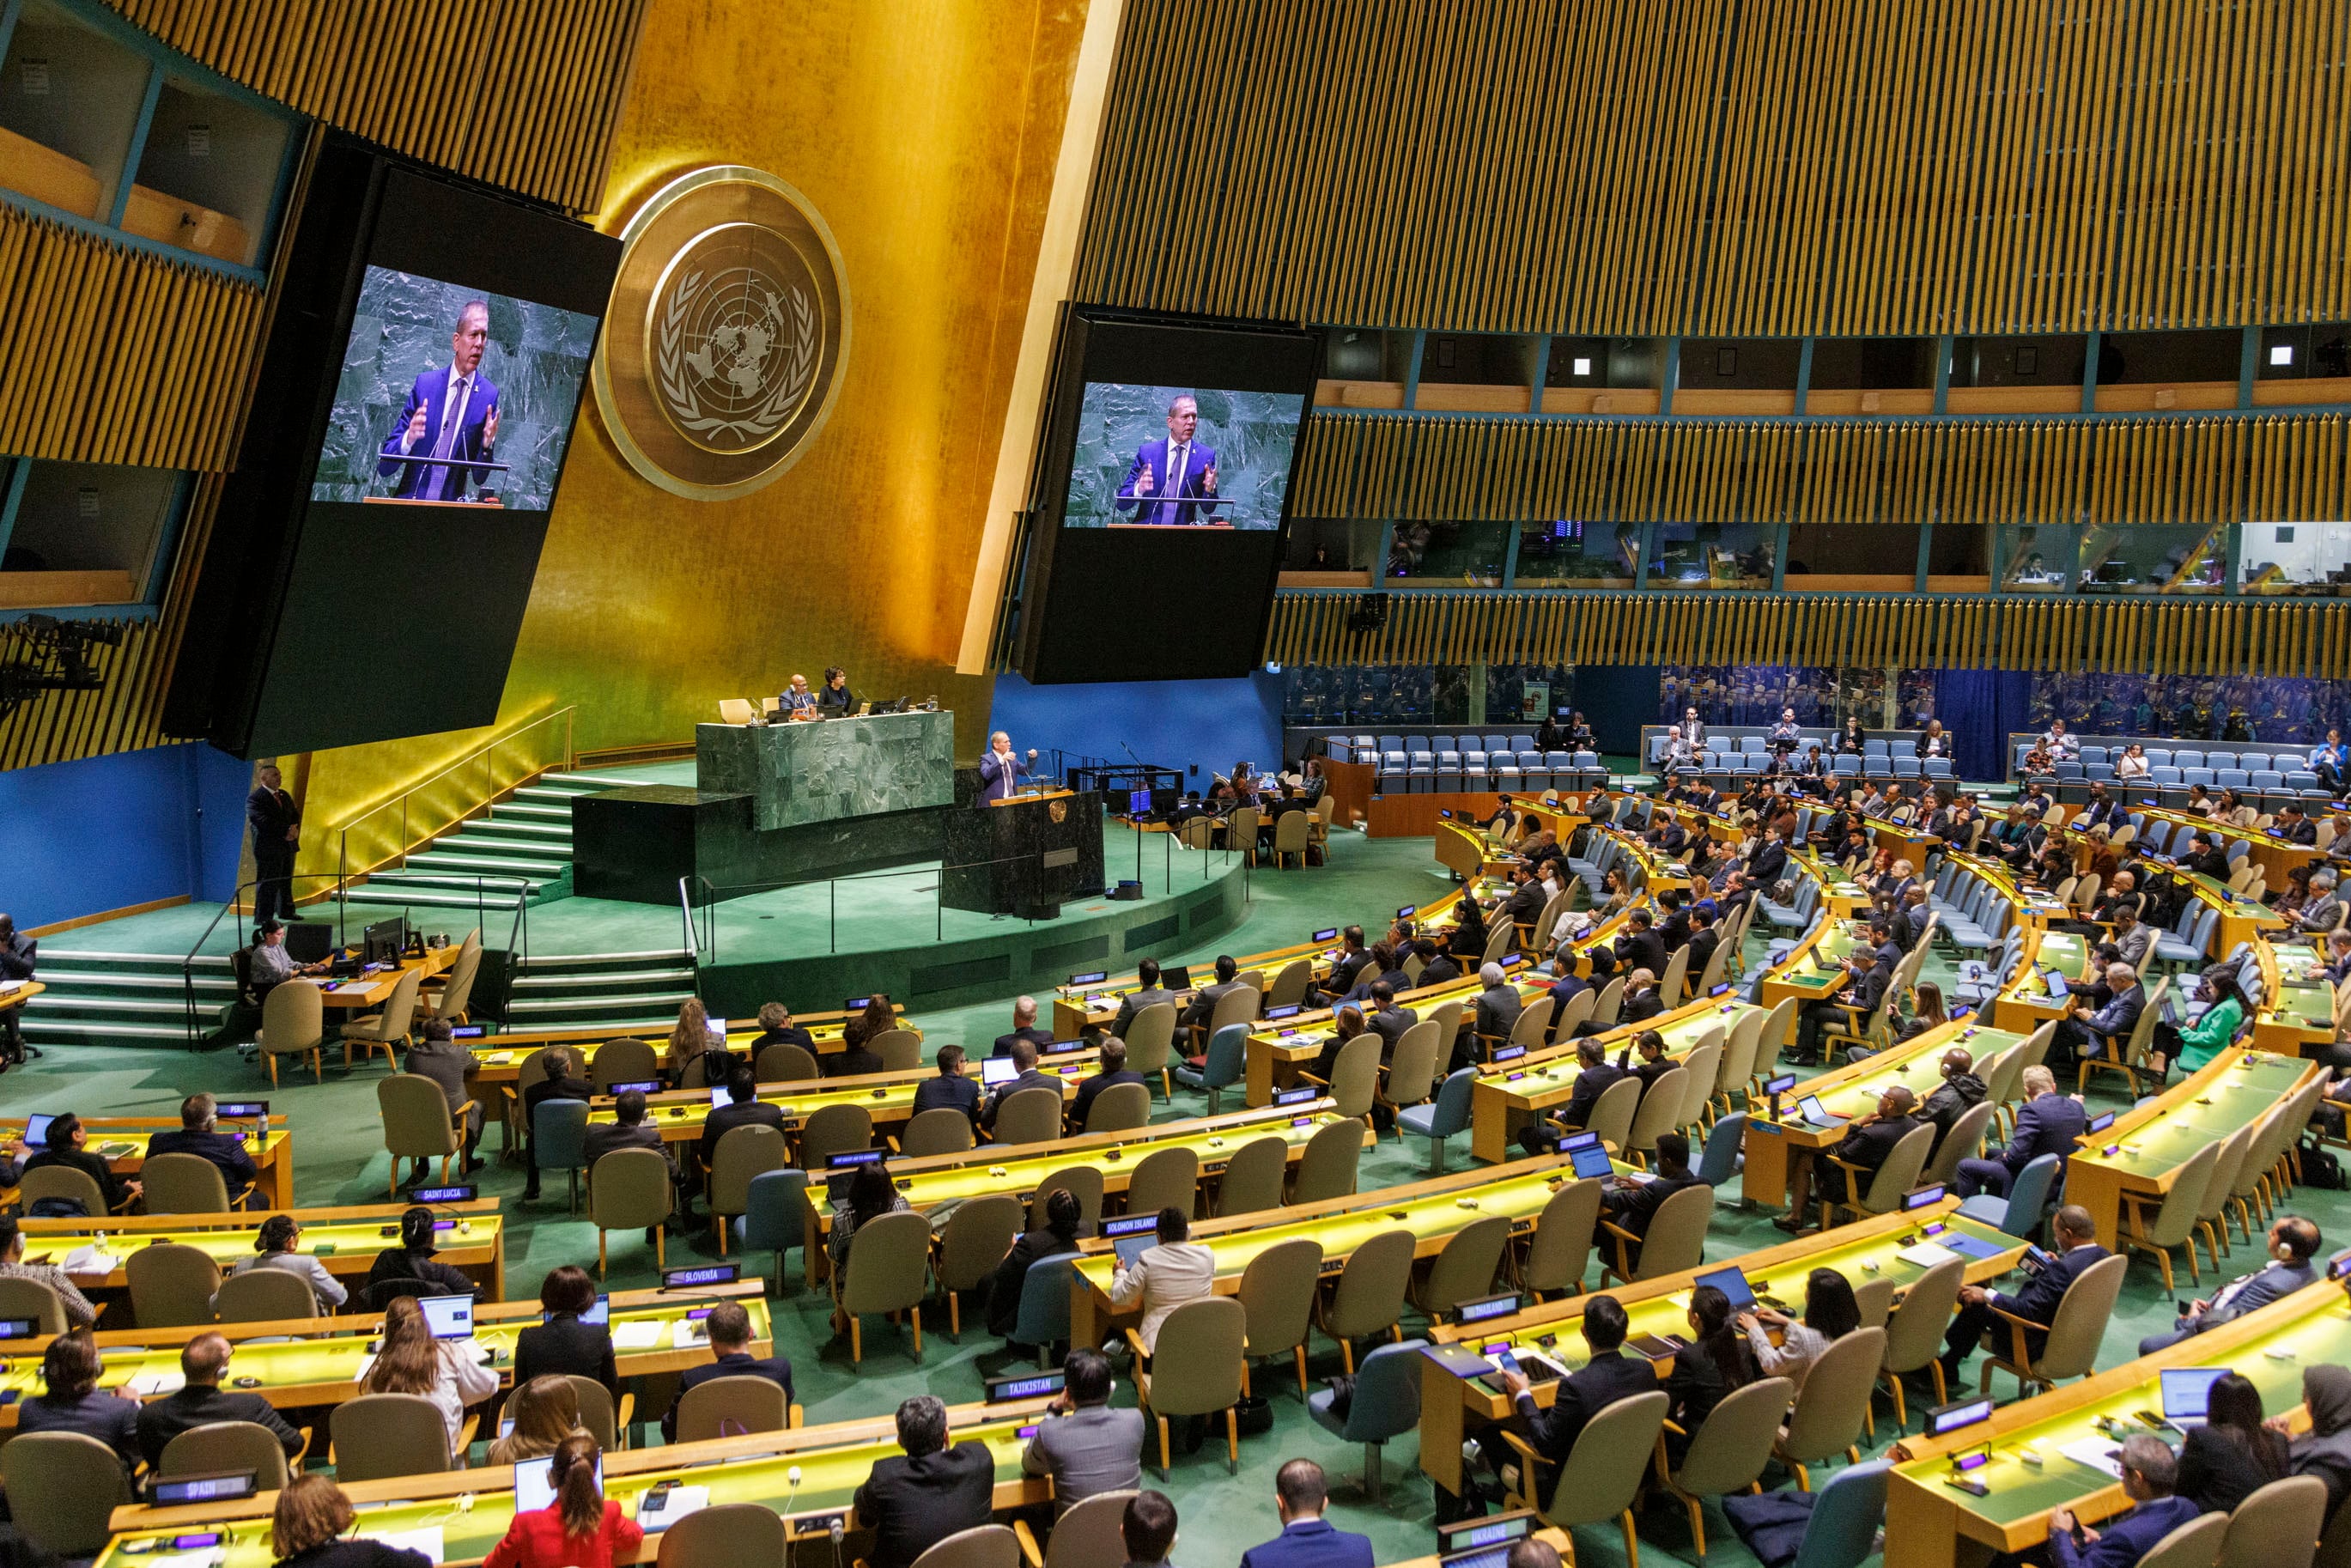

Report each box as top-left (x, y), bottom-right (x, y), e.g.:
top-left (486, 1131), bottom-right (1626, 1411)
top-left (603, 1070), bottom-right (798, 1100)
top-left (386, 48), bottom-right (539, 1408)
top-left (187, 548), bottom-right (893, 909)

top-left (817, 665), bottom-right (858, 716)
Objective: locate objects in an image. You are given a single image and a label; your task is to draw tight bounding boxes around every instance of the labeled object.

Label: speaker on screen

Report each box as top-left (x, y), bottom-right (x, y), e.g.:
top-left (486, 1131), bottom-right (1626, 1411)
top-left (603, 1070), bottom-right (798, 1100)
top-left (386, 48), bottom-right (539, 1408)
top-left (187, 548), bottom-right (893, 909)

top-left (165, 135), bottom-right (621, 757)
top-left (1009, 307), bottom-right (1318, 684)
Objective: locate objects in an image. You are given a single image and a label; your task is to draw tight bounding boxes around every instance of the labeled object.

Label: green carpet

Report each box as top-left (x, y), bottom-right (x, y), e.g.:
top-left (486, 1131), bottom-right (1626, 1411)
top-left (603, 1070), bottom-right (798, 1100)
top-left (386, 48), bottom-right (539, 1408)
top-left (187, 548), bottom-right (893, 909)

top-left (18, 824), bottom-right (2351, 1568)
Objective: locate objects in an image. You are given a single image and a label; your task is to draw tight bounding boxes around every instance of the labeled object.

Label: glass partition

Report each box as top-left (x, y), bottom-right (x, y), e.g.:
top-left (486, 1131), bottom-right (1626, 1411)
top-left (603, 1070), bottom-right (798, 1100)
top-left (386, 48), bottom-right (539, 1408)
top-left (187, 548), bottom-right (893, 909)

top-left (1387, 519), bottom-right (1511, 585)
top-left (2075, 523), bottom-right (2226, 593)
top-left (1510, 519), bottom-right (1637, 587)
top-left (1644, 521), bottom-right (1776, 588)
top-left (2240, 522), bottom-right (2351, 596)
top-left (2000, 525), bottom-right (2076, 593)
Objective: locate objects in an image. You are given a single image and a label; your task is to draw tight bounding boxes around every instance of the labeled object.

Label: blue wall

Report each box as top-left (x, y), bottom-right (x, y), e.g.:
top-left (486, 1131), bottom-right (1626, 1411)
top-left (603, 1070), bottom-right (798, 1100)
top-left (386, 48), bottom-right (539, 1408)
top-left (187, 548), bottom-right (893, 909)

top-left (987, 672), bottom-right (1287, 789)
top-left (0, 744), bottom-right (251, 929)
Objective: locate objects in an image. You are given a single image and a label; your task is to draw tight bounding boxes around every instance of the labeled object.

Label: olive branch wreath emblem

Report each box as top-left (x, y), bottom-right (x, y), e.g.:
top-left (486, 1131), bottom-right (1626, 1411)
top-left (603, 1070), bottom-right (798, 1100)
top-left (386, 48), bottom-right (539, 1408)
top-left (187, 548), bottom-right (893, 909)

top-left (654, 267), bottom-right (817, 443)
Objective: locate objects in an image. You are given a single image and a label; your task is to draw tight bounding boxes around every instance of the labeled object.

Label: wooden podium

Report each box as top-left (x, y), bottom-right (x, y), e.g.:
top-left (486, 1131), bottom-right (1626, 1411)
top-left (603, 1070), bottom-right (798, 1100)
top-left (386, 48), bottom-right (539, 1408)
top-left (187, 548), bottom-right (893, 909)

top-left (939, 789), bottom-right (1104, 917)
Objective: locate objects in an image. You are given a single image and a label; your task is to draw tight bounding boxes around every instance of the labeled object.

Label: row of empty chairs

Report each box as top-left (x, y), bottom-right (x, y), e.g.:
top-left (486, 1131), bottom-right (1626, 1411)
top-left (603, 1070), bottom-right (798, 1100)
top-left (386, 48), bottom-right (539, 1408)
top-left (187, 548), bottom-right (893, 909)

top-left (1370, 747), bottom-right (1607, 793)
top-left (1330, 732), bottom-right (1544, 758)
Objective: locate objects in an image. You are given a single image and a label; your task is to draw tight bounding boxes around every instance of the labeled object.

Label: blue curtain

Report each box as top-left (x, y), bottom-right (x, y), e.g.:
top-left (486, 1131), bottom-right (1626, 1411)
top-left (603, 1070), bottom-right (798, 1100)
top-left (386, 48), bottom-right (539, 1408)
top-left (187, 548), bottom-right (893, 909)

top-left (1937, 669), bottom-right (2033, 782)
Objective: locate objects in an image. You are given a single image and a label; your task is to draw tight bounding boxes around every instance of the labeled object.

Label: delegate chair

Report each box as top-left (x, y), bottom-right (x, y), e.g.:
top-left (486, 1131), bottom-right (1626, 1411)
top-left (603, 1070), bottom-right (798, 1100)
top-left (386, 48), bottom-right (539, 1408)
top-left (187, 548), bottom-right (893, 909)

top-left (1292, 1118), bottom-right (1364, 1202)
top-left (1302, 1034), bottom-right (1381, 1125)
top-left (591, 1038), bottom-right (660, 1091)
top-left (2220, 1477), bottom-right (2330, 1568)
top-left (1012, 1489), bottom-right (1133, 1568)
top-left (0, 1275), bottom-right (67, 1334)
top-left (1501, 1389), bottom-right (1671, 1568)
top-left (675, 1374), bottom-right (790, 1442)
top-left (143, 1152), bottom-right (236, 1215)
top-left (565, 1376), bottom-right (632, 1451)
top-left (1977, 1252), bottom-right (2127, 1397)
top-left (1785, 1462), bottom-right (1893, 1568)
top-left (378, 1073), bottom-right (475, 1198)
top-left (836, 1208), bottom-right (930, 1368)
top-left (1877, 1256), bottom-right (1966, 1428)
top-left (160, 1420), bottom-right (297, 1491)
top-left (1033, 1168), bottom-right (1104, 1234)
top-left (1215, 1134), bottom-right (1289, 1217)
top-left (936, 1194), bottom-right (1024, 1340)
top-left (1124, 1002), bottom-right (1179, 1100)
top-left (657, 1504), bottom-right (789, 1568)
top-left (1655, 1376), bottom-right (1796, 1557)
top-left (1236, 1237), bottom-right (1323, 1398)
top-left (332, 1393), bottom-right (464, 1481)
top-left (1314, 1227), bottom-right (1413, 1373)
top-left (1519, 1177), bottom-right (1602, 1299)
top-left (1412, 1215), bottom-right (1510, 1319)
top-left (341, 966), bottom-right (423, 1070)
top-left (20, 1164), bottom-right (111, 1217)
top-left (257, 980), bottom-right (327, 1086)
top-left (901, 1107), bottom-right (975, 1158)
top-left (1009, 1253), bottom-right (1084, 1370)
top-left (1397, 1067), bottom-right (1475, 1173)
top-left (534, 1099), bottom-right (592, 1213)
top-left (1130, 1297), bottom-right (1248, 1475)
top-left (127, 1242), bottom-right (222, 1328)
top-left (214, 1266), bottom-right (319, 1323)
top-left (1172, 1024), bottom-right (1248, 1115)
top-left (2117, 1140), bottom-right (2221, 1291)
top-left (707, 1123), bottom-right (788, 1254)
top-left (1776, 1327), bottom-right (1888, 1489)
top-left (1123, 1146), bottom-right (1198, 1218)
top-left (1305, 1337), bottom-right (1425, 1498)
top-left (3, 1432), bottom-right (134, 1558)
top-left (1084, 1081), bottom-right (1152, 1134)
top-left (1819, 1122), bottom-right (1934, 1229)
top-left (1599, 1181), bottom-right (1712, 1285)
top-left (590, 1147), bottom-right (675, 1275)
top-left (871, 1029), bottom-right (924, 1071)
top-left (910, 1525), bottom-right (1022, 1568)
top-left (735, 1168), bottom-right (810, 1291)
top-left (799, 1103), bottom-right (873, 1168)
top-left (755, 1042), bottom-right (821, 1082)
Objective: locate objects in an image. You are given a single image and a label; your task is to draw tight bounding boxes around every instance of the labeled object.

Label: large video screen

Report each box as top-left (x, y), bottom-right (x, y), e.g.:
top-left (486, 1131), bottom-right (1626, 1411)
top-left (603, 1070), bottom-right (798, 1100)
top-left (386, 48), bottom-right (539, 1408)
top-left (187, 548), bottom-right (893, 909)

top-left (1063, 382), bottom-right (1303, 531)
top-left (1014, 311), bottom-right (1317, 684)
top-left (310, 267), bottom-right (598, 511)
top-left (162, 145), bottom-right (621, 757)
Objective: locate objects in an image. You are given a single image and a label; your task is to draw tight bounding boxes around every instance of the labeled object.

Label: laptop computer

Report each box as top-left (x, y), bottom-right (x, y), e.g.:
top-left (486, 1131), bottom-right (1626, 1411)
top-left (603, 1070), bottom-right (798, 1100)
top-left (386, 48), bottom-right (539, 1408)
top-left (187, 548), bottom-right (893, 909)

top-left (2161, 1367), bottom-right (2230, 1429)
top-left (1568, 1143), bottom-right (1616, 1181)
top-left (1795, 1094), bottom-right (1844, 1129)
top-left (419, 1295), bottom-right (475, 1341)
top-left (980, 1056), bottom-right (1019, 1087)
top-left (1162, 964), bottom-right (1193, 992)
top-left (1692, 1264), bottom-right (1757, 1313)
top-left (513, 1453), bottom-right (601, 1514)
top-left (2044, 969), bottom-right (2069, 1000)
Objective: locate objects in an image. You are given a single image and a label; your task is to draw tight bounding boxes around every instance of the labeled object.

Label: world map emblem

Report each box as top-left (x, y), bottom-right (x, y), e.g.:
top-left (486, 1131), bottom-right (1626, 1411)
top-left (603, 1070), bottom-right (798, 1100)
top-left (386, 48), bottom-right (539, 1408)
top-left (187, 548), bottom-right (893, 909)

top-left (595, 167), bottom-right (850, 499)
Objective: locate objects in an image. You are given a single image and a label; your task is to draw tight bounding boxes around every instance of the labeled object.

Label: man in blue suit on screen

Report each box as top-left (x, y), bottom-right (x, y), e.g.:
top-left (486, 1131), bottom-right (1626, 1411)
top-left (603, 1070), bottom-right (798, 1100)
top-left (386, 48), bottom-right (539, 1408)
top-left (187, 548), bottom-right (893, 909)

top-left (1115, 393), bottom-right (1219, 525)
top-left (378, 300), bottom-right (500, 502)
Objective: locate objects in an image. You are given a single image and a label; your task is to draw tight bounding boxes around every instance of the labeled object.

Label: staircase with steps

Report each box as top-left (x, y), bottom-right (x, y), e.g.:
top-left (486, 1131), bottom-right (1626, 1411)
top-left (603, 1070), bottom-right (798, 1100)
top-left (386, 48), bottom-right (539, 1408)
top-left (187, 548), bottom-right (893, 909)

top-left (499, 949), bottom-right (698, 1034)
top-left (334, 770), bottom-right (659, 918)
top-left (20, 951), bottom-right (236, 1048)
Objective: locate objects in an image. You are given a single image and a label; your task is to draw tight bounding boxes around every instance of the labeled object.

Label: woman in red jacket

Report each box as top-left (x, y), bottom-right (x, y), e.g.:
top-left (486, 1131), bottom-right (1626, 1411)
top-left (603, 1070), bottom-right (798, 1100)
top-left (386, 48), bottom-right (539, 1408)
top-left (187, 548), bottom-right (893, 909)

top-left (484, 1434), bottom-right (641, 1568)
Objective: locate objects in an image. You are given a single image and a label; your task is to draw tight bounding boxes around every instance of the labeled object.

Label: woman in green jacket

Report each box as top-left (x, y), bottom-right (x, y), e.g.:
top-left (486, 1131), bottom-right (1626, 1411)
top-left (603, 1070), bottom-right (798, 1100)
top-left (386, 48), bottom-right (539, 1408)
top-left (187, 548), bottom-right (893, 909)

top-left (2166, 970), bottom-right (2247, 1077)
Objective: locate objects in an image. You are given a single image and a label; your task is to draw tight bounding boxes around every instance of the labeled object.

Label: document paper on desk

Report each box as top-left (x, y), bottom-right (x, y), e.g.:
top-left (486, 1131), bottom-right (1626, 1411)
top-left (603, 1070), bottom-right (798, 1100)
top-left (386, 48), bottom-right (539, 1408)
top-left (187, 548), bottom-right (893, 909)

top-left (127, 1370), bottom-right (186, 1396)
top-left (63, 1247), bottom-right (117, 1274)
top-left (1895, 1241), bottom-right (1961, 1268)
top-left (363, 1527), bottom-right (445, 1563)
top-left (2060, 1437), bottom-right (2128, 1480)
top-left (611, 1320), bottom-right (665, 1350)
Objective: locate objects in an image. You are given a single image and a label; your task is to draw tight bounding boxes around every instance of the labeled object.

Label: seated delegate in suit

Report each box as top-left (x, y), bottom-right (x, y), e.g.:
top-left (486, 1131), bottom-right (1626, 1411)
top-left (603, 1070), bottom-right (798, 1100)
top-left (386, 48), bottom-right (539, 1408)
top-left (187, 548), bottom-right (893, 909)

top-left (1238, 1461), bottom-right (1375, 1568)
top-left (1953, 1065), bottom-right (2086, 1199)
top-left (776, 673), bottom-right (817, 717)
top-left (1520, 1037), bottom-right (1630, 1154)
top-left (815, 665), bottom-right (859, 715)
top-left (16, 1328), bottom-right (137, 1473)
top-left (514, 1265), bottom-right (617, 1397)
top-left (2175, 1373), bottom-right (2290, 1515)
top-left (986, 1188), bottom-right (1085, 1340)
top-left (1603, 1132), bottom-right (1701, 1269)
top-left (993, 996), bottom-right (1057, 1058)
top-left (1481, 1294), bottom-right (1656, 1487)
top-left (911, 1043), bottom-right (982, 1123)
top-left (2053, 963), bottom-right (2145, 1072)
top-left (1941, 1205), bottom-right (2110, 1381)
top-left (1111, 959), bottom-right (1175, 1037)
top-left (375, 301), bottom-right (499, 502)
top-left (826, 1018), bottom-right (884, 1079)
top-left (750, 1001), bottom-right (815, 1056)
top-left (582, 1090), bottom-right (678, 1184)
top-left (2139, 1216), bottom-right (2322, 1353)
top-left (366, 1205), bottom-right (479, 1302)
top-left (1779, 1084), bottom-right (1923, 1233)
top-left (698, 1068), bottom-right (787, 1188)
top-left (2048, 1435), bottom-right (2200, 1568)
top-left (660, 1299), bottom-right (793, 1440)
top-left (1180, 956), bottom-right (1249, 1039)
top-left (1108, 1207), bottom-right (1215, 1355)
top-left (135, 1333), bottom-right (304, 1467)
top-left (1069, 1038), bottom-right (1147, 1132)
top-left (146, 1091), bottom-right (260, 1202)
top-left (981, 1039), bottom-right (1060, 1131)
top-left (217, 1213), bottom-right (347, 1312)
top-left (1020, 1348), bottom-right (1145, 1514)
top-left (1364, 983), bottom-right (1418, 1062)
top-left (1114, 394), bottom-right (1221, 527)
top-left (854, 1395), bottom-right (995, 1568)
top-left (520, 1052), bottom-right (594, 1202)
top-left (24, 1111), bottom-right (137, 1212)
top-left (404, 1019), bottom-right (485, 1178)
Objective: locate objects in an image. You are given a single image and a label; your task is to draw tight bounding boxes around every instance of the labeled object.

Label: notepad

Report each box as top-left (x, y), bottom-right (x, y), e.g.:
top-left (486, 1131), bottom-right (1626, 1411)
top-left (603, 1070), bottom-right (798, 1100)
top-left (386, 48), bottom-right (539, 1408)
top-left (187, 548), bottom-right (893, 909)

top-left (63, 1248), bottom-right (117, 1274)
top-left (2060, 1437), bottom-right (2128, 1479)
top-left (127, 1370), bottom-right (185, 1396)
top-left (671, 1319), bottom-right (710, 1350)
top-left (611, 1320), bottom-right (664, 1351)
top-left (363, 1526), bottom-right (445, 1563)
top-left (1895, 1241), bottom-right (1960, 1268)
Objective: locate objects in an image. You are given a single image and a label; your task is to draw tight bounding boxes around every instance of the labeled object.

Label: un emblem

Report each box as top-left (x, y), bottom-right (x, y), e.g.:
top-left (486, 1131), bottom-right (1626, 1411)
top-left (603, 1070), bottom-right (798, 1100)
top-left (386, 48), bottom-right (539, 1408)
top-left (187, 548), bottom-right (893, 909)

top-left (595, 167), bottom-right (850, 499)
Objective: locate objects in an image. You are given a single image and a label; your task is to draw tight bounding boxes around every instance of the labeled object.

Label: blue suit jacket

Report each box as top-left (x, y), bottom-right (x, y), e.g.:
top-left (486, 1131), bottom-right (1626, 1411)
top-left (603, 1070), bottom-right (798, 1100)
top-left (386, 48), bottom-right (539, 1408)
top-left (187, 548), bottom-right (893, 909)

top-left (2201, 1259), bottom-right (2318, 1328)
top-left (2050, 1495), bottom-right (2201, 1568)
top-left (1115, 437), bottom-right (1221, 526)
top-left (2002, 1092), bottom-right (2088, 1175)
top-left (379, 367), bottom-right (500, 500)
top-left (978, 751), bottom-right (1023, 803)
top-left (2081, 986), bottom-right (2145, 1042)
top-left (1238, 1519), bottom-right (1376, 1568)
top-left (1994, 1243), bottom-right (2111, 1356)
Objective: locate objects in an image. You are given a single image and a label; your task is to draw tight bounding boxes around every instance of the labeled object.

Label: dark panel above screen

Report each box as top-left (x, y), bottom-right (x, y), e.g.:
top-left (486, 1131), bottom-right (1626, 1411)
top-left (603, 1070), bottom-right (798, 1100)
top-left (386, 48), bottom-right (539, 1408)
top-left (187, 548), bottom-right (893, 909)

top-left (1013, 308), bottom-right (1317, 684)
top-left (164, 136), bottom-right (620, 758)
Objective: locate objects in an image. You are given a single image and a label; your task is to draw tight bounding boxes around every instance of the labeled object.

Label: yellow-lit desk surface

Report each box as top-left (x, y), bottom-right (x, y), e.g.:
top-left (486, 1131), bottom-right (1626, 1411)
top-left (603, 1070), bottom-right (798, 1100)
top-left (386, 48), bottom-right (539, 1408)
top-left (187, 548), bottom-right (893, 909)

top-left (1067, 1152), bottom-right (1586, 1345)
top-left (1942, 851), bottom-right (2071, 932)
top-left (1740, 1019), bottom-right (2028, 1213)
top-left (1993, 927), bottom-right (2089, 1034)
top-left (2255, 937), bottom-right (2338, 1054)
top-left (0, 982), bottom-right (42, 1012)
top-left (1467, 996), bottom-right (1759, 1164)
top-left (1885, 1278), bottom-right (2349, 1568)
top-left (1793, 853), bottom-right (1874, 922)
top-left (0, 1116), bottom-right (293, 1212)
top-left (0, 1279), bottom-right (769, 1423)
top-left (313, 945), bottom-right (462, 1011)
top-left (587, 1051), bottom-right (1105, 1157)
top-left (21, 1199), bottom-right (505, 1299)
top-left (1863, 816), bottom-right (1941, 864)
top-left (98, 1397), bottom-right (1059, 1568)
top-left (2061, 1049), bottom-right (2320, 1249)
top-left (1757, 902), bottom-right (1871, 1020)
top-left (1417, 1197), bottom-right (2026, 1495)
top-left (1244, 959), bottom-right (1555, 1112)
top-left (802, 1102), bottom-right (1367, 1278)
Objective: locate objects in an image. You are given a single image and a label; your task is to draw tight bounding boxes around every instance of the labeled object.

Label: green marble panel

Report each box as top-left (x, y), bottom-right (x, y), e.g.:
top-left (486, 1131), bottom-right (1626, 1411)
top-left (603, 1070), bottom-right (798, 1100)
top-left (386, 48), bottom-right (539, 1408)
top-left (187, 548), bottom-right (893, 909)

top-left (697, 710), bottom-right (955, 830)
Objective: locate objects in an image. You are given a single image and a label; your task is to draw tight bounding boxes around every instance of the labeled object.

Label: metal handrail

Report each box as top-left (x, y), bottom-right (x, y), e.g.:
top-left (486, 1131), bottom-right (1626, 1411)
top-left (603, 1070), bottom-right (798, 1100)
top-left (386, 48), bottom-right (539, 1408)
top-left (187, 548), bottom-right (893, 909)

top-left (332, 706), bottom-right (577, 914)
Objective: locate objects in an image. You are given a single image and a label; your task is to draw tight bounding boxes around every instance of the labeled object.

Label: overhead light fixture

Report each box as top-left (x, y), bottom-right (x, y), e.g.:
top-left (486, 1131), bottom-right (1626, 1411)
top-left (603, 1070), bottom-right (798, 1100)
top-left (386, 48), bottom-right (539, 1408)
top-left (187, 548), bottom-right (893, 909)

top-left (2271, 343), bottom-right (2295, 368)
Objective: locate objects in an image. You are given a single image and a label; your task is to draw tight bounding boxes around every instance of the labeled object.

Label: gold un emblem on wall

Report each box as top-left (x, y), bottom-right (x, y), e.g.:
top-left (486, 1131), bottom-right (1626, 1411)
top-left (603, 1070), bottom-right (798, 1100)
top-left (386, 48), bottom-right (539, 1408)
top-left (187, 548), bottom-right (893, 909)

top-left (594, 166), bottom-right (851, 500)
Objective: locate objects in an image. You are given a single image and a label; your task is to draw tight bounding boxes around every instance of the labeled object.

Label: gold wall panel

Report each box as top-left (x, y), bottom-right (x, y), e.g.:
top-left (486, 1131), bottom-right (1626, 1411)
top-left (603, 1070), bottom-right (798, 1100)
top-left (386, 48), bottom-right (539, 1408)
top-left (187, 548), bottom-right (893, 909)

top-left (289, 0), bottom-right (1103, 853)
top-left (1292, 411), bottom-right (2351, 526)
top-left (0, 204), bottom-right (262, 470)
top-left (1267, 591), bottom-right (2351, 679)
top-left (99, 0), bottom-right (647, 215)
top-left (1077, 0), bottom-right (2351, 335)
